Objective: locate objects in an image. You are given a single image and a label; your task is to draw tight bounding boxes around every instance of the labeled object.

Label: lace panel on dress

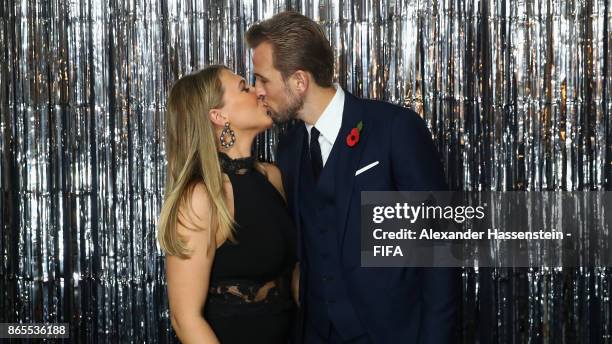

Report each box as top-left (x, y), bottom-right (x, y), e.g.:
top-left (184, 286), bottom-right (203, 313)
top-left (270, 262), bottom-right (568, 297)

top-left (204, 278), bottom-right (294, 317)
top-left (208, 278), bottom-right (287, 304)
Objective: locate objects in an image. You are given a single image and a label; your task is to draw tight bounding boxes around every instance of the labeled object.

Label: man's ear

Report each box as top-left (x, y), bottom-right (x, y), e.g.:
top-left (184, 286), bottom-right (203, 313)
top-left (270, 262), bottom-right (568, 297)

top-left (209, 108), bottom-right (228, 127)
top-left (291, 70), bottom-right (309, 94)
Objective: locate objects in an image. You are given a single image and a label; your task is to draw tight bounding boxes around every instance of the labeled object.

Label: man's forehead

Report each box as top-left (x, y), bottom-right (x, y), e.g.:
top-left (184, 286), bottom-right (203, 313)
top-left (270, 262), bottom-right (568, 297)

top-left (252, 42), bottom-right (273, 64)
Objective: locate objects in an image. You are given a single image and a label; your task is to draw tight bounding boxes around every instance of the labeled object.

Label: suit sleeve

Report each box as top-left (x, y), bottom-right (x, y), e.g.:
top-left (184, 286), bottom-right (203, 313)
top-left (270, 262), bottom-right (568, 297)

top-left (389, 108), bottom-right (460, 344)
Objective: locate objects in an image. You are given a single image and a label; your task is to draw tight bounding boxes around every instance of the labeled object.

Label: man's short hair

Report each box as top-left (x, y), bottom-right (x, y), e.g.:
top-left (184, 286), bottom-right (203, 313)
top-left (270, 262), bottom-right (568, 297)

top-left (246, 11), bottom-right (334, 87)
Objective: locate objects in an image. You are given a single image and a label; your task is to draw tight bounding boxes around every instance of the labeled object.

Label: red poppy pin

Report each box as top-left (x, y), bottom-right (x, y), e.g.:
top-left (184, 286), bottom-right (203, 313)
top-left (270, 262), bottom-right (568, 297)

top-left (346, 121), bottom-right (363, 147)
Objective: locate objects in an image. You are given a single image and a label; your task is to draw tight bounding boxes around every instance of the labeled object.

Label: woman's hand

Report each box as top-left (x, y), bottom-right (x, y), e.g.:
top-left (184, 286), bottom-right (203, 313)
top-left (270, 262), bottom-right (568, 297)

top-left (291, 262), bottom-right (300, 306)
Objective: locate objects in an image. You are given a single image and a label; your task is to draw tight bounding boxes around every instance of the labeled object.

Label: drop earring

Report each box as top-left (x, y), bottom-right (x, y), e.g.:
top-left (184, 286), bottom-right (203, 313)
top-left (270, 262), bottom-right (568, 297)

top-left (220, 122), bottom-right (235, 149)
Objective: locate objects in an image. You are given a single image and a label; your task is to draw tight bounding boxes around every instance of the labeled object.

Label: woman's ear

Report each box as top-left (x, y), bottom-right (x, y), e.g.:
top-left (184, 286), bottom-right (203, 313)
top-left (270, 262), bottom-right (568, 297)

top-left (209, 108), bottom-right (228, 127)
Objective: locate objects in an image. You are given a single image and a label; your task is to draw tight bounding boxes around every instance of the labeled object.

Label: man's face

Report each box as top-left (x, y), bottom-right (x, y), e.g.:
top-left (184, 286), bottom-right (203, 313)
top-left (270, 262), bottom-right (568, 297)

top-left (252, 42), bottom-right (303, 123)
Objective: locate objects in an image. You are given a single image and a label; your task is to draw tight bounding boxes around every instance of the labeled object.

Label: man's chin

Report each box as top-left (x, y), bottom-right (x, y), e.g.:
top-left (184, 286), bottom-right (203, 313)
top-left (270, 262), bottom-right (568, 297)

top-left (269, 111), bottom-right (295, 124)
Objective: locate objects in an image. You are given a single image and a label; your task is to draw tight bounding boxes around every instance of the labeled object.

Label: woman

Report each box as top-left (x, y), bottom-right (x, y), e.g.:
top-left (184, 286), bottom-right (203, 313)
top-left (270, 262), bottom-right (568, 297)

top-left (157, 65), bottom-right (299, 343)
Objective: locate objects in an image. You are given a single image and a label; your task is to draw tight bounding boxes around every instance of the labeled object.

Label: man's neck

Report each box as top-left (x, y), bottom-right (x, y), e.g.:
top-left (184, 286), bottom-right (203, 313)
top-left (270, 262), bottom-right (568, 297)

top-left (299, 85), bottom-right (337, 126)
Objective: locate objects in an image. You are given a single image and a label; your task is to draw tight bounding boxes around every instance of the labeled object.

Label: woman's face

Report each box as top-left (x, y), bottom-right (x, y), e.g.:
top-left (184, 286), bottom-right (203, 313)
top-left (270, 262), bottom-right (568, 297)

top-left (217, 69), bottom-right (273, 134)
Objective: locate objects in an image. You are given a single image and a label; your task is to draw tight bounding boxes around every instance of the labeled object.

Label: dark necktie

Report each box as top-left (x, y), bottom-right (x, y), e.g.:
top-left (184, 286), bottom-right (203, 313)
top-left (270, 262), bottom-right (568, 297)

top-left (309, 127), bottom-right (323, 182)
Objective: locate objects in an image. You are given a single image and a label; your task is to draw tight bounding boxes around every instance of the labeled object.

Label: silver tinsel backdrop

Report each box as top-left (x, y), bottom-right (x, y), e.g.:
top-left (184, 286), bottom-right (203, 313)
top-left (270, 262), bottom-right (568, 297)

top-left (1, 0), bottom-right (611, 343)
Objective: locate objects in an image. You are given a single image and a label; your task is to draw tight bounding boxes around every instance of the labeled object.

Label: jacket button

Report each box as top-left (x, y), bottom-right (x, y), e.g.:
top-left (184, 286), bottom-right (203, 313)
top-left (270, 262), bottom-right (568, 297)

top-left (323, 275), bottom-right (334, 282)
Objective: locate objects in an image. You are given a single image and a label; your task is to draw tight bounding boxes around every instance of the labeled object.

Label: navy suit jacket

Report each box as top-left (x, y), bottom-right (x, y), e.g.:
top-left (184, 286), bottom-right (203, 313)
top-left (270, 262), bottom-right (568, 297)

top-left (276, 90), bottom-right (460, 343)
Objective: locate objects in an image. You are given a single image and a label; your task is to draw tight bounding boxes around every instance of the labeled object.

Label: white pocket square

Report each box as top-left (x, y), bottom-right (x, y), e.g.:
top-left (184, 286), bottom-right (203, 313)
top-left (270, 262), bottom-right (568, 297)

top-left (355, 161), bottom-right (379, 176)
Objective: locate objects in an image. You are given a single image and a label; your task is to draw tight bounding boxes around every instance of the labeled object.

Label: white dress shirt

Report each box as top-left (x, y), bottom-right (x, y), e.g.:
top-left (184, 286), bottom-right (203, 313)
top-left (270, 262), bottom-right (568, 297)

top-left (305, 84), bottom-right (345, 167)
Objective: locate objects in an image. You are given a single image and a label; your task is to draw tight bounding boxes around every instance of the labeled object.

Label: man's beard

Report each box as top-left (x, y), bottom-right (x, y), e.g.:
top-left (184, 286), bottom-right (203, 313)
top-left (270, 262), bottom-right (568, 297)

top-left (269, 84), bottom-right (303, 124)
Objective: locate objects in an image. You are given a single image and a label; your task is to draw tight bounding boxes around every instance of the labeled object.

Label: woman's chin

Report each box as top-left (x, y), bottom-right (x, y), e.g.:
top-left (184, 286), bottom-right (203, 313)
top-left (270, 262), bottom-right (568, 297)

top-left (263, 117), bottom-right (274, 129)
top-left (254, 122), bottom-right (273, 134)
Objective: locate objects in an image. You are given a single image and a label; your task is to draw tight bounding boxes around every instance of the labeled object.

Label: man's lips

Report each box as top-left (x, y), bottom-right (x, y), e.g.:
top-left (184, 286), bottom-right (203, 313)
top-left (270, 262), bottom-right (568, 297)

top-left (263, 105), bottom-right (272, 117)
top-left (262, 103), bottom-right (273, 116)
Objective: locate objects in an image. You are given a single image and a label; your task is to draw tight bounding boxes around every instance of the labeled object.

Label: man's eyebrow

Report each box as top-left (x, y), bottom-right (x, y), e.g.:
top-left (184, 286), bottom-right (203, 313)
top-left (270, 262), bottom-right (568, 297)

top-left (238, 79), bottom-right (245, 89)
top-left (254, 73), bottom-right (268, 81)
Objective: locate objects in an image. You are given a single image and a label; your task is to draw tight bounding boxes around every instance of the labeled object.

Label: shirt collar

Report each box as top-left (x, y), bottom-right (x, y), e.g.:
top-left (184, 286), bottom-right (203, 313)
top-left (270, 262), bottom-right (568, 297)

top-left (305, 84), bottom-right (345, 144)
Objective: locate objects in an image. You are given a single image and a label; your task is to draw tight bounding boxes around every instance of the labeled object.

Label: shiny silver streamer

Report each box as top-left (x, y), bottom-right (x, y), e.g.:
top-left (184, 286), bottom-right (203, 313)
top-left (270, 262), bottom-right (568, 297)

top-left (0, 0), bottom-right (611, 342)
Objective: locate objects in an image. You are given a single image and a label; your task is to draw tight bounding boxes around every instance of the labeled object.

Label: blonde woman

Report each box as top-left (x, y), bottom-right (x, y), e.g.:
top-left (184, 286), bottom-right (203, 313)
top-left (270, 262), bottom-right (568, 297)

top-left (158, 65), bottom-right (299, 343)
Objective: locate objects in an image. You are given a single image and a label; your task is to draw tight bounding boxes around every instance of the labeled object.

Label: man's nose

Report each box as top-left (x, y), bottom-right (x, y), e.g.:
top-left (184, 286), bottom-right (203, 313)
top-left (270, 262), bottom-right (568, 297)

top-left (254, 82), bottom-right (266, 98)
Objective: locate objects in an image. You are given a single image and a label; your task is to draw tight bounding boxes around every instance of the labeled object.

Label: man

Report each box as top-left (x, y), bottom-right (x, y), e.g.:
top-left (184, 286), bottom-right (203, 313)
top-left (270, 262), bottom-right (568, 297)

top-left (246, 11), bottom-right (459, 344)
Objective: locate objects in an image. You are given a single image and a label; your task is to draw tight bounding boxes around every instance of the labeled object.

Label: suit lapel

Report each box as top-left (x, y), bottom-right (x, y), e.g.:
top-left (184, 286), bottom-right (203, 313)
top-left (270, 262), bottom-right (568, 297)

top-left (334, 91), bottom-right (369, 250)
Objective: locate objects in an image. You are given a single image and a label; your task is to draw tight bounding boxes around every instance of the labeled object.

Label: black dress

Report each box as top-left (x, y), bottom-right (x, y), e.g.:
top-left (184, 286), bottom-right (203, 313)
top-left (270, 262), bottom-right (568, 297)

top-left (202, 152), bottom-right (297, 343)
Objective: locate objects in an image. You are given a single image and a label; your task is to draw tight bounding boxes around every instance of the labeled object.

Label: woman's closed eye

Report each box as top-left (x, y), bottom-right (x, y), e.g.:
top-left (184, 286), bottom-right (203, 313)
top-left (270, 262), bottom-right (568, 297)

top-left (238, 79), bottom-right (251, 92)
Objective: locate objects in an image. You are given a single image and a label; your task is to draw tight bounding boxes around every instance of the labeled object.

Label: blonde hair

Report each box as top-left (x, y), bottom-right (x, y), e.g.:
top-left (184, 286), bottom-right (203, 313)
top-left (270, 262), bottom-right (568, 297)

top-left (157, 65), bottom-right (235, 258)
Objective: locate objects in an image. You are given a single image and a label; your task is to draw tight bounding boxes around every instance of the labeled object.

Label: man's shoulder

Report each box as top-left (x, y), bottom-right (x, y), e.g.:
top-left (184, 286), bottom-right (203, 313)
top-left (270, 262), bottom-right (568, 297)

top-left (346, 91), bottom-right (421, 123)
top-left (347, 94), bottom-right (431, 146)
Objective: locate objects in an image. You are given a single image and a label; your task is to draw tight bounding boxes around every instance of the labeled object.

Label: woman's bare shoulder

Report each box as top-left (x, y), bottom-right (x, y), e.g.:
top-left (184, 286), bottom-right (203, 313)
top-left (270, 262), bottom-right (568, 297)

top-left (175, 182), bottom-right (212, 241)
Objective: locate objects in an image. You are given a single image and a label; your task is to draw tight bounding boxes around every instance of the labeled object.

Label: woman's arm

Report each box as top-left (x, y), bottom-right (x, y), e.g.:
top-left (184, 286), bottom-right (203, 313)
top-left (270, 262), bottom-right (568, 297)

top-left (166, 183), bottom-right (220, 344)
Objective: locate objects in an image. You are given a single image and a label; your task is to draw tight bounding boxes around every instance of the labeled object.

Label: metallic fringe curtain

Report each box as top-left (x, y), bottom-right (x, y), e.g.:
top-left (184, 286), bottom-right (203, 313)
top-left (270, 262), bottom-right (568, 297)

top-left (1, 0), bottom-right (611, 342)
